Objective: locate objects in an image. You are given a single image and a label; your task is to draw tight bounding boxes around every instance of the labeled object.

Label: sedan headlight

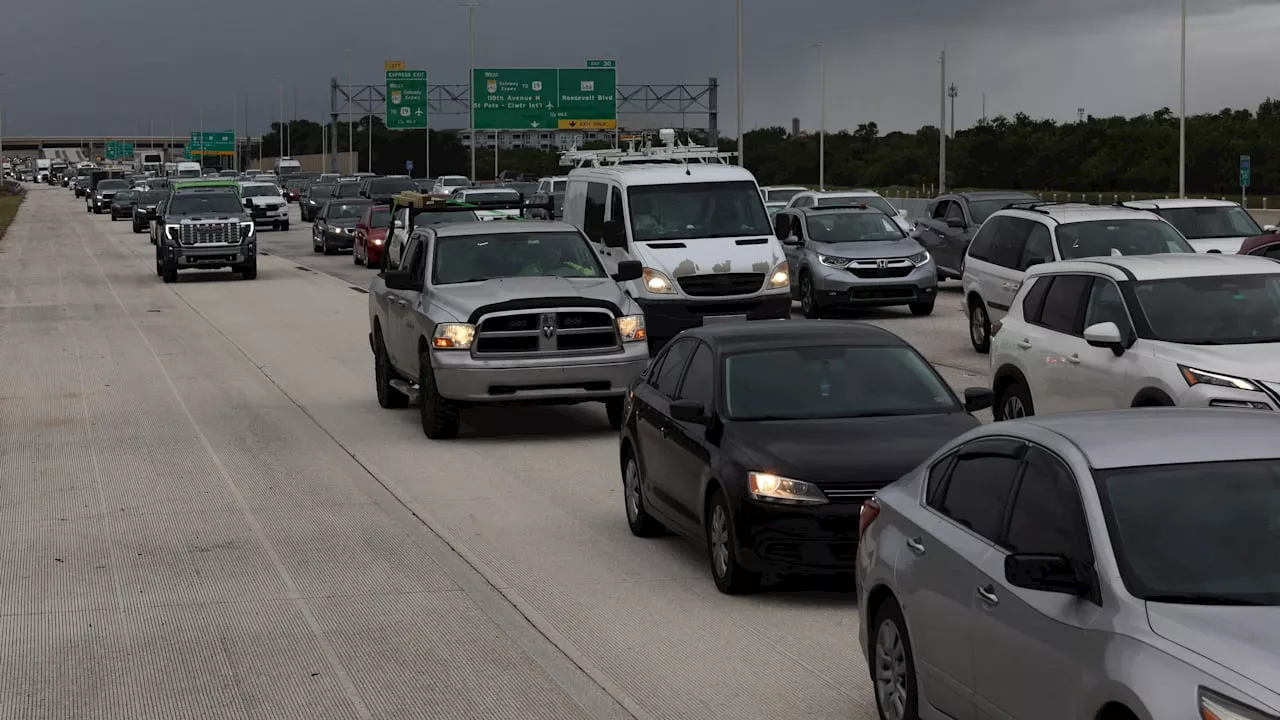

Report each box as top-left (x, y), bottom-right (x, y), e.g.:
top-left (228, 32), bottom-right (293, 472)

top-left (1198, 688), bottom-right (1275, 720)
top-left (240, 221), bottom-right (255, 239)
top-left (432, 323), bottom-right (475, 350)
top-left (818, 253), bottom-right (852, 268)
top-left (331, 227), bottom-right (346, 234)
top-left (642, 267), bottom-right (676, 294)
top-left (616, 314), bottom-right (647, 342)
top-left (1179, 366), bottom-right (1259, 392)
top-left (767, 261), bottom-right (790, 289)
top-left (748, 472), bottom-right (829, 506)
top-left (908, 250), bottom-right (931, 267)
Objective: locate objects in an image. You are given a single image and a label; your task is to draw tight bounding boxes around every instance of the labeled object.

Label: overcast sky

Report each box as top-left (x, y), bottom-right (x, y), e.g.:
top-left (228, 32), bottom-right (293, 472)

top-left (2, 0), bottom-right (1278, 137)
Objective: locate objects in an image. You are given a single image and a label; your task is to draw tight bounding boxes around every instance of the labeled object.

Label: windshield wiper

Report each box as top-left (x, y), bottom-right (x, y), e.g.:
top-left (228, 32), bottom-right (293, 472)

top-left (1145, 593), bottom-right (1273, 606)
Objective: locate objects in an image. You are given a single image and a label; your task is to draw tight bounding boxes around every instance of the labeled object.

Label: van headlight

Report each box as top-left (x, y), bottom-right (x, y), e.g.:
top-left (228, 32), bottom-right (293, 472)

top-left (642, 267), bottom-right (676, 294)
top-left (432, 323), bottom-right (475, 349)
top-left (767, 261), bottom-right (790, 289)
top-left (616, 315), bottom-right (647, 342)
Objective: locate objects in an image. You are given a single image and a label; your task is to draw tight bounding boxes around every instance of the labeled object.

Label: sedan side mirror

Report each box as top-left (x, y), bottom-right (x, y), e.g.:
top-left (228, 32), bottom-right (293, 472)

top-left (1005, 553), bottom-right (1095, 598)
top-left (669, 399), bottom-right (708, 425)
top-left (612, 260), bottom-right (643, 283)
top-left (962, 387), bottom-right (995, 412)
top-left (945, 217), bottom-right (966, 229)
top-left (1083, 321), bottom-right (1125, 356)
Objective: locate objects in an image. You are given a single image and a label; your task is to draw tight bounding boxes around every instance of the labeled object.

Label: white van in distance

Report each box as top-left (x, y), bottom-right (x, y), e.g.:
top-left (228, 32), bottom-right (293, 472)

top-left (561, 130), bottom-right (791, 354)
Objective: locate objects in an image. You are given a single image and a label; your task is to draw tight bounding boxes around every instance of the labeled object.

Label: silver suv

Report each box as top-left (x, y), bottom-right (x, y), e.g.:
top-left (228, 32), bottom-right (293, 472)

top-left (368, 219), bottom-right (649, 439)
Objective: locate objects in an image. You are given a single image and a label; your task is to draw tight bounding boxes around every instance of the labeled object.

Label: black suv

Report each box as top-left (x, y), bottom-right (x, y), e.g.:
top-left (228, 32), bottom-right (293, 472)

top-left (132, 189), bottom-right (167, 233)
top-left (154, 188), bottom-right (257, 283)
top-left (358, 175), bottom-right (416, 203)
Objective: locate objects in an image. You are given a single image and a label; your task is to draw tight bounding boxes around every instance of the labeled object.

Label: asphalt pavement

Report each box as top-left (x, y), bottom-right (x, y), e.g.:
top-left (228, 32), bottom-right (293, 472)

top-left (1, 187), bottom-right (991, 719)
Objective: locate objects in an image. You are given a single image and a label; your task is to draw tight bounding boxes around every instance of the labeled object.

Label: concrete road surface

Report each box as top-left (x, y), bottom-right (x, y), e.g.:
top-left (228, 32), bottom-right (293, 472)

top-left (1, 187), bottom-right (999, 720)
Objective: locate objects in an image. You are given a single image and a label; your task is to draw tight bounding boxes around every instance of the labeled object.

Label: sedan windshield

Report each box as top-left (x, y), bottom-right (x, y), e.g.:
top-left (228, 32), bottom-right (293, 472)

top-left (241, 185), bottom-right (281, 198)
top-left (807, 212), bottom-right (905, 242)
top-left (1097, 459), bottom-right (1280, 605)
top-left (1155, 205), bottom-right (1262, 239)
top-left (724, 346), bottom-right (959, 420)
top-left (370, 210), bottom-right (391, 227)
top-left (1130, 273), bottom-right (1280, 345)
top-left (168, 192), bottom-right (243, 215)
top-left (461, 190), bottom-right (521, 205)
top-left (434, 231), bottom-right (604, 284)
top-left (308, 184), bottom-right (334, 198)
top-left (369, 178), bottom-right (416, 195)
top-left (335, 183), bottom-right (362, 198)
top-left (327, 202), bottom-right (371, 220)
top-left (628, 181), bottom-right (772, 241)
top-left (1056, 220), bottom-right (1194, 259)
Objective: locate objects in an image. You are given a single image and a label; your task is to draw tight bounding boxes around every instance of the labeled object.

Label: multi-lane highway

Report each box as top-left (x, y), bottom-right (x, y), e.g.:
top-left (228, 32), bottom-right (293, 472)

top-left (2, 184), bottom-right (991, 719)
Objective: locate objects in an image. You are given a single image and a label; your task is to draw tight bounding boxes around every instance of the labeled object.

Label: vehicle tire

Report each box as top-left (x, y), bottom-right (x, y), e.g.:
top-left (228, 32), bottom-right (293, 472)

top-left (604, 397), bottom-right (624, 430)
top-left (994, 379), bottom-right (1033, 421)
top-left (871, 599), bottom-right (920, 720)
top-left (132, 223), bottom-right (142, 234)
top-left (240, 256), bottom-right (258, 280)
top-left (353, 250), bottom-right (363, 266)
top-left (800, 273), bottom-right (825, 319)
top-left (281, 221), bottom-right (289, 231)
top-left (909, 300), bottom-right (935, 316)
top-left (155, 250), bottom-right (163, 277)
top-left (374, 334), bottom-right (409, 409)
top-left (706, 488), bottom-right (758, 594)
top-left (161, 254), bottom-right (178, 284)
top-left (622, 451), bottom-right (665, 537)
top-left (312, 237), bottom-right (322, 253)
top-left (85, 204), bottom-right (91, 213)
top-left (418, 352), bottom-right (459, 439)
top-left (968, 298), bottom-right (991, 354)
top-left (110, 214), bottom-right (118, 221)
top-left (322, 241), bottom-right (334, 256)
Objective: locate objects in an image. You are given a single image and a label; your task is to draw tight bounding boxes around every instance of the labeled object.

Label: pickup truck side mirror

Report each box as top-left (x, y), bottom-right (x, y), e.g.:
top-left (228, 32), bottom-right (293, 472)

top-left (612, 260), bottom-right (643, 282)
top-left (602, 220), bottom-right (628, 249)
top-left (384, 269), bottom-right (421, 292)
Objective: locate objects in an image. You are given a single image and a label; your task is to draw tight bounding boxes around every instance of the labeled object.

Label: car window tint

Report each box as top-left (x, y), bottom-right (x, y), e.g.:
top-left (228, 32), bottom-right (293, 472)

top-left (967, 217), bottom-right (999, 261)
top-left (1037, 274), bottom-right (1091, 334)
top-left (1021, 276), bottom-right (1054, 323)
top-left (990, 217), bottom-right (1031, 269)
top-left (1005, 448), bottom-right (1090, 558)
top-left (677, 344), bottom-right (714, 408)
top-left (653, 340), bottom-right (695, 397)
top-left (1084, 278), bottom-right (1133, 334)
top-left (939, 453), bottom-right (1021, 542)
top-left (925, 453), bottom-right (955, 508)
top-left (583, 182), bottom-right (608, 242)
top-left (945, 202), bottom-right (965, 222)
top-left (1019, 224), bottom-right (1053, 269)
top-left (930, 200), bottom-right (948, 220)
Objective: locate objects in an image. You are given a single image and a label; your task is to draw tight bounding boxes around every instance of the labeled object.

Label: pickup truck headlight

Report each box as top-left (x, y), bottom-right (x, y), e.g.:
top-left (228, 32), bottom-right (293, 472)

top-left (748, 472), bottom-right (829, 506)
top-left (432, 323), bottom-right (475, 350)
top-left (642, 267), bottom-right (676, 294)
top-left (240, 221), bottom-right (255, 239)
top-left (1198, 687), bottom-right (1274, 720)
top-left (767, 261), bottom-right (790, 289)
top-left (616, 315), bottom-right (647, 342)
top-left (164, 225), bottom-right (178, 240)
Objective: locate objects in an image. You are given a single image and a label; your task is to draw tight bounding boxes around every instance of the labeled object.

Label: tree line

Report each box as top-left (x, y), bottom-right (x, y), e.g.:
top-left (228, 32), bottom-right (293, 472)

top-left (260, 99), bottom-right (1280, 195)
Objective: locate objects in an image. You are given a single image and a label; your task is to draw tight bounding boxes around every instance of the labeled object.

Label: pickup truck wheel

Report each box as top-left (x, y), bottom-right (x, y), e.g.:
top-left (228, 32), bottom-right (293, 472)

top-left (418, 353), bottom-right (459, 439)
top-left (240, 257), bottom-right (258, 280)
top-left (605, 397), bottom-right (624, 430)
top-left (132, 223), bottom-right (142, 234)
top-left (374, 337), bottom-right (408, 409)
top-left (161, 254), bottom-right (178, 284)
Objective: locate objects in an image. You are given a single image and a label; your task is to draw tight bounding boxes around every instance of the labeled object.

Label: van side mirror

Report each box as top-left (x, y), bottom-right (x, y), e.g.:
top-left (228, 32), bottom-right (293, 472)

top-left (1005, 554), bottom-right (1095, 598)
top-left (602, 220), bottom-right (627, 249)
top-left (612, 260), bottom-right (643, 282)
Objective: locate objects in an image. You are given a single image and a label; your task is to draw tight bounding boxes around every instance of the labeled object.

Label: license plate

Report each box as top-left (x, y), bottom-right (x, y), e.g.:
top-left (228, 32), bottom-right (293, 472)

top-left (702, 314), bottom-right (747, 325)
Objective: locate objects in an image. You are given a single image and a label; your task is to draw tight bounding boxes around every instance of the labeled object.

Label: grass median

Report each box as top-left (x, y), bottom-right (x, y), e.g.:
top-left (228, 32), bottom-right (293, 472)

top-left (0, 191), bottom-right (23, 243)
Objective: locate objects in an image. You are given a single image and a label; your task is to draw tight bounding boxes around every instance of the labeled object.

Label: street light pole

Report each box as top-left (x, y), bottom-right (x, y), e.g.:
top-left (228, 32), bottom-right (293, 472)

top-left (814, 43), bottom-right (825, 190)
top-left (1179, 0), bottom-right (1187, 198)
top-left (938, 49), bottom-right (947, 194)
top-left (736, 0), bottom-right (744, 167)
top-left (278, 78), bottom-right (284, 163)
top-left (948, 83), bottom-right (958, 138)
top-left (346, 49), bottom-right (354, 176)
top-left (465, 1), bottom-right (479, 181)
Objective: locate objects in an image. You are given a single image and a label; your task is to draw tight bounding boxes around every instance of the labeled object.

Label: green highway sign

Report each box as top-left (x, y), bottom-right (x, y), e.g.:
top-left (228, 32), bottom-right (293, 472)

top-left (587, 59), bottom-right (616, 68)
top-left (1241, 154), bottom-right (1251, 188)
top-left (183, 145), bottom-right (195, 160)
top-left (472, 64), bottom-right (617, 130)
top-left (105, 139), bottom-right (135, 160)
top-left (386, 68), bottom-right (428, 130)
top-left (190, 131), bottom-right (235, 156)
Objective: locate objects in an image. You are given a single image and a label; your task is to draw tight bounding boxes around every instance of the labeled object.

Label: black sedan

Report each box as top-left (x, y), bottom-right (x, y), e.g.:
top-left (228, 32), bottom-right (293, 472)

top-left (312, 199), bottom-right (372, 255)
top-left (109, 190), bottom-right (142, 220)
top-left (131, 190), bottom-right (167, 233)
top-left (619, 320), bottom-right (993, 593)
top-left (300, 183), bottom-right (335, 222)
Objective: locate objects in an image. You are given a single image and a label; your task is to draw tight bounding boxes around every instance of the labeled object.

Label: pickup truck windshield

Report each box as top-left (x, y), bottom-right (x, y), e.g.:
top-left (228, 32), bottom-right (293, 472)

top-left (241, 185), bottom-right (281, 198)
top-left (628, 181), bottom-right (772, 241)
top-left (169, 192), bottom-right (244, 215)
top-left (434, 231), bottom-right (604, 284)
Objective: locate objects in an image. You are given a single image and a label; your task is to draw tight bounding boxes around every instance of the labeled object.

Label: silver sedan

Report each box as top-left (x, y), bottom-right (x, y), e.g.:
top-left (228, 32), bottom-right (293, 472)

top-left (856, 408), bottom-right (1280, 720)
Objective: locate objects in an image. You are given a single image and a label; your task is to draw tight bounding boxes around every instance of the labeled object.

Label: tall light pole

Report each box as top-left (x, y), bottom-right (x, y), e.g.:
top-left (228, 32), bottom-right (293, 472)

top-left (938, 49), bottom-right (947, 194)
top-left (464, 1), bottom-right (479, 181)
top-left (948, 82), bottom-right (958, 138)
top-left (1179, 0), bottom-right (1187, 197)
top-left (1, 75), bottom-right (7, 171)
top-left (814, 43), bottom-right (825, 190)
top-left (291, 86), bottom-right (297, 157)
top-left (346, 49), bottom-right (354, 175)
top-left (736, 0), bottom-right (744, 166)
top-left (278, 78), bottom-right (285, 162)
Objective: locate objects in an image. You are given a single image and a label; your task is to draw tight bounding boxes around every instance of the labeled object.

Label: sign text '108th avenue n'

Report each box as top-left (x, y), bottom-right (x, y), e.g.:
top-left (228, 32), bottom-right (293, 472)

top-left (472, 65), bottom-right (617, 130)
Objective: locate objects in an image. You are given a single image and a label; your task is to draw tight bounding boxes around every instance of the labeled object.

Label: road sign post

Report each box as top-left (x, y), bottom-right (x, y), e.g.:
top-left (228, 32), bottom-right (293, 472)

top-left (1241, 154), bottom-right (1252, 208)
top-left (472, 63), bottom-right (617, 131)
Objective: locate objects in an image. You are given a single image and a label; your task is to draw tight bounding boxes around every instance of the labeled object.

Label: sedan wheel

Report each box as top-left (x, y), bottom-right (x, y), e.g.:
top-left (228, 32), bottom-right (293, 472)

top-left (872, 601), bottom-right (918, 720)
top-left (706, 490), bottom-right (758, 594)
top-left (995, 380), bottom-right (1034, 421)
top-left (968, 300), bottom-right (991, 353)
top-left (623, 454), bottom-right (663, 537)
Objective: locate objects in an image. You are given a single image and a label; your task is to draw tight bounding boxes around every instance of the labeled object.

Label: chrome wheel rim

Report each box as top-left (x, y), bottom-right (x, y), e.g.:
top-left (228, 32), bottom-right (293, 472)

top-left (710, 505), bottom-right (730, 577)
top-left (1002, 394), bottom-right (1026, 419)
top-left (969, 306), bottom-right (987, 345)
top-left (624, 459), bottom-right (641, 523)
top-left (874, 620), bottom-right (909, 720)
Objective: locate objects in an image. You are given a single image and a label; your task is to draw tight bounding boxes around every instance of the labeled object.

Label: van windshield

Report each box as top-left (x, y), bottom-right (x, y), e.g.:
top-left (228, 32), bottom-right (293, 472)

top-left (628, 181), bottom-right (772, 241)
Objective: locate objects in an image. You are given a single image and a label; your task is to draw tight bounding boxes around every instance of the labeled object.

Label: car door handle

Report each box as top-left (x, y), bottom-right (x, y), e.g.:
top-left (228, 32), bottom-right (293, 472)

top-left (976, 584), bottom-right (1000, 606)
top-left (1000, 282), bottom-right (1010, 289)
top-left (1016, 339), bottom-right (1032, 350)
top-left (906, 537), bottom-right (925, 555)
top-left (395, 298), bottom-right (408, 307)
top-left (1066, 353), bottom-right (1081, 364)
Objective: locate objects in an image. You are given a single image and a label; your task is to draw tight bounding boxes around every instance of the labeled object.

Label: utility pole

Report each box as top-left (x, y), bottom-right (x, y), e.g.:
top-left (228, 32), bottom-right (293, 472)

top-left (981, 93), bottom-right (986, 125)
top-left (736, 0), bottom-right (744, 167)
top-left (231, 96), bottom-right (237, 172)
top-left (291, 86), bottom-right (297, 157)
top-left (947, 82), bottom-right (957, 138)
top-left (244, 95), bottom-right (250, 171)
top-left (464, 1), bottom-right (479, 181)
top-left (938, 49), bottom-right (947, 194)
top-left (814, 42), bottom-right (825, 190)
top-left (199, 106), bottom-right (205, 172)
top-left (278, 78), bottom-right (285, 163)
top-left (346, 49), bottom-right (354, 176)
top-left (1179, 0), bottom-right (1187, 198)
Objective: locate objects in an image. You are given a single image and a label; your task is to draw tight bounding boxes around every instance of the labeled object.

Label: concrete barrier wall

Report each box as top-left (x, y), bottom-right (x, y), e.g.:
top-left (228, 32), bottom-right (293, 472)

top-left (251, 153), bottom-right (354, 173)
top-left (883, 194), bottom-right (1280, 228)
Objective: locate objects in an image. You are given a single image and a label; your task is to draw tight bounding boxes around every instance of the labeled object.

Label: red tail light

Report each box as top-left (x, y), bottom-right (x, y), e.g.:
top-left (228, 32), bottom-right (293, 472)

top-left (858, 498), bottom-right (881, 541)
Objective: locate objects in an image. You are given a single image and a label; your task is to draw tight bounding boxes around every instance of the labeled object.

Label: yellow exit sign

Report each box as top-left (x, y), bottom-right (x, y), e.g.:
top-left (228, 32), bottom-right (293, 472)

top-left (384, 60), bottom-right (406, 71)
top-left (557, 119), bottom-right (617, 130)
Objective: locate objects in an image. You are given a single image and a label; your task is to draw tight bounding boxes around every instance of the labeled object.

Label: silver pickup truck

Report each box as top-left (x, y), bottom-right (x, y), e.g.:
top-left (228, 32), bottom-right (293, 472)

top-left (368, 218), bottom-right (648, 439)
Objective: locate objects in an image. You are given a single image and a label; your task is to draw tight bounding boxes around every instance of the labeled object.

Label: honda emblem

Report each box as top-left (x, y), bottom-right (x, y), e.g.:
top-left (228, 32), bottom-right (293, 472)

top-left (876, 259), bottom-right (889, 269)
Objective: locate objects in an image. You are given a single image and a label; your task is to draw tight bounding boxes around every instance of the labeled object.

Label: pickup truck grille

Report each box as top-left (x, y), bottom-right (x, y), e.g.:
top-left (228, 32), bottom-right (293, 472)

top-left (678, 273), bottom-right (764, 297)
top-left (474, 308), bottom-right (618, 356)
top-left (178, 222), bottom-right (238, 246)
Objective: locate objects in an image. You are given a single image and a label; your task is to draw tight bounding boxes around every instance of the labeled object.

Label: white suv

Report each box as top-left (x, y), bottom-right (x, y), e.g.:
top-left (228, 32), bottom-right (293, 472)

top-left (962, 202), bottom-right (1195, 352)
top-left (1121, 198), bottom-right (1271, 254)
top-left (990, 254), bottom-right (1280, 420)
top-left (784, 189), bottom-right (912, 233)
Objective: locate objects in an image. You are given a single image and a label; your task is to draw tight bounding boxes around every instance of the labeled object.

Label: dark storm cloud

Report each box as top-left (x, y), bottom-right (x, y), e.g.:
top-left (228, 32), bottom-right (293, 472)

top-left (1, 0), bottom-right (1276, 137)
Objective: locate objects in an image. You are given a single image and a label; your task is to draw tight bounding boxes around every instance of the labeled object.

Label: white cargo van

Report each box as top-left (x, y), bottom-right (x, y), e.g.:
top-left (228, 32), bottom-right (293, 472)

top-left (561, 131), bottom-right (791, 352)
top-left (175, 161), bottom-right (202, 178)
top-left (275, 157), bottom-right (302, 176)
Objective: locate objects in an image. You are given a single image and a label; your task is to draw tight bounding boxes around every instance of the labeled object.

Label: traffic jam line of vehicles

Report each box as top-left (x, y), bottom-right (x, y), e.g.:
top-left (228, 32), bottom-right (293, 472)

top-left (62, 131), bottom-right (1280, 720)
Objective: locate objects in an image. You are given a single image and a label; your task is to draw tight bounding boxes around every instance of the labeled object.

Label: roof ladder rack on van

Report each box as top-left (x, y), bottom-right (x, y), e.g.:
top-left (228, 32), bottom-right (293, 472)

top-left (559, 128), bottom-right (738, 168)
